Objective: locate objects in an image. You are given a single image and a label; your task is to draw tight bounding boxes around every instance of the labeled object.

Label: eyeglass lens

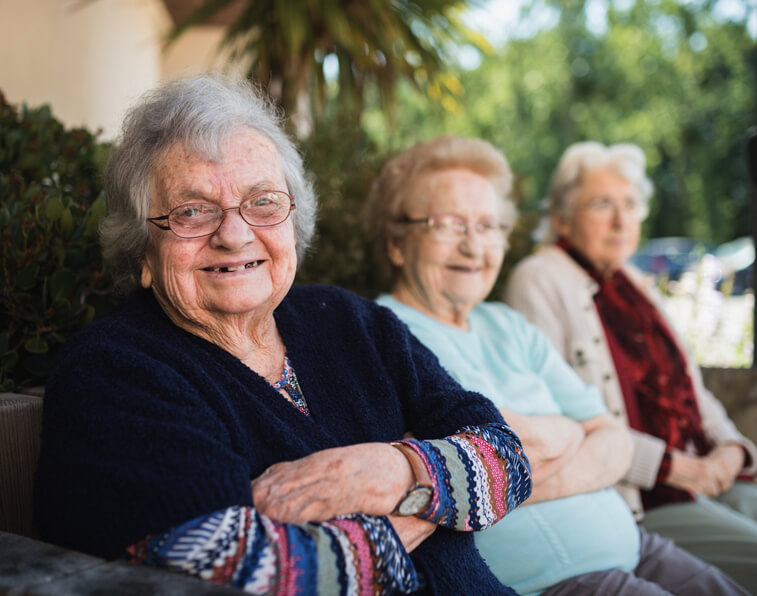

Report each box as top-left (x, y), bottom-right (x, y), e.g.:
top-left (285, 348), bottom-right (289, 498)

top-left (168, 191), bottom-right (293, 238)
top-left (428, 215), bottom-right (507, 246)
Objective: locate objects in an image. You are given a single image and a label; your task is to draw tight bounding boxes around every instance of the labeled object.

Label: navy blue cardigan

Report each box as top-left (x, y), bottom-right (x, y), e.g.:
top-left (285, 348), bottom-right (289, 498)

top-left (35, 285), bottom-right (517, 595)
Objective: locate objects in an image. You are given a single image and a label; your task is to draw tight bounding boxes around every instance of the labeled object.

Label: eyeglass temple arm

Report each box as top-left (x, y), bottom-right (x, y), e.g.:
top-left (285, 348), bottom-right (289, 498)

top-left (147, 216), bottom-right (171, 230)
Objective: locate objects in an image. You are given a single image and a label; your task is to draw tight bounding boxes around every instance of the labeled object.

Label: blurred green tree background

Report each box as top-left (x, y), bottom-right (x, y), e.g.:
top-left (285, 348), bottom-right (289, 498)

top-left (296, 0), bottom-right (757, 297)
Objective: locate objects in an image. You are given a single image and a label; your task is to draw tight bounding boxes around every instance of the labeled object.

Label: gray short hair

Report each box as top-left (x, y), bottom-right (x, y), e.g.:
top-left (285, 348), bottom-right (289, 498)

top-left (547, 141), bottom-right (653, 231)
top-left (365, 135), bottom-right (517, 281)
top-left (101, 73), bottom-right (317, 294)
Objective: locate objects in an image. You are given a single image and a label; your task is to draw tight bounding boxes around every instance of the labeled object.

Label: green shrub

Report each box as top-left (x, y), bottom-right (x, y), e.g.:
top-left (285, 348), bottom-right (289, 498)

top-left (0, 92), bottom-right (116, 392)
top-left (296, 117), bottom-right (390, 297)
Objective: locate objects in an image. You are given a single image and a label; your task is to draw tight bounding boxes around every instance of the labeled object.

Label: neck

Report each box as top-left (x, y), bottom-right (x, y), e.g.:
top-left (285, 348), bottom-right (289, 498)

top-left (391, 283), bottom-right (471, 330)
top-left (557, 239), bottom-right (618, 281)
top-left (154, 293), bottom-right (286, 381)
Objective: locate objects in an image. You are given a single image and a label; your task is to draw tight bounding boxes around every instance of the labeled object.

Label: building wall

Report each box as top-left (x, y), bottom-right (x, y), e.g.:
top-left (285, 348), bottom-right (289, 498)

top-left (0, 0), bottom-right (233, 140)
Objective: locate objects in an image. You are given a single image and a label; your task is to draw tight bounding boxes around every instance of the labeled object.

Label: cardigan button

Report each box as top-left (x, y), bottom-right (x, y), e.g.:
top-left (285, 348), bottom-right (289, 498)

top-left (593, 337), bottom-right (601, 344)
top-left (603, 373), bottom-right (612, 382)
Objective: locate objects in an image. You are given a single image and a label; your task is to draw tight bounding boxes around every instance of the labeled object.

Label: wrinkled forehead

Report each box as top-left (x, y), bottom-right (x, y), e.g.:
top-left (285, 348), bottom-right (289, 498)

top-left (165, 127), bottom-right (281, 167)
top-left (151, 129), bottom-right (286, 200)
top-left (574, 165), bottom-right (636, 199)
top-left (410, 166), bottom-right (508, 217)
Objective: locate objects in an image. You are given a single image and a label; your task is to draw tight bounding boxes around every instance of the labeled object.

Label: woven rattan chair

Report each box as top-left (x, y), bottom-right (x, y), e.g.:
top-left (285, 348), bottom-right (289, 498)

top-left (0, 392), bottom-right (43, 538)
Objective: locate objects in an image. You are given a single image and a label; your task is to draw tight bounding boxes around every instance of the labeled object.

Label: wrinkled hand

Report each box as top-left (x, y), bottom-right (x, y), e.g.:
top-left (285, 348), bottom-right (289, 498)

top-left (252, 443), bottom-right (413, 524)
top-left (387, 515), bottom-right (436, 553)
top-left (499, 409), bottom-right (585, 484)
top-left (666, 445), bottom-right (744, 497)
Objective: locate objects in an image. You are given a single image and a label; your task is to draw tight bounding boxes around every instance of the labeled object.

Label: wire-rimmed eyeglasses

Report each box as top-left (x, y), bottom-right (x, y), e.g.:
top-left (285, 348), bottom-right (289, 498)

top-left (399, 214), bottom-right (509, 246)
top-left (577, 196), bottom-right (645, 218)
top-left (147, 190), bottom-right (295, 239)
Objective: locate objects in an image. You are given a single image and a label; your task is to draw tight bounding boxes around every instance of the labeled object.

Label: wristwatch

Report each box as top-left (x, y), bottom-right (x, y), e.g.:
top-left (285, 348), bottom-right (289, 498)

top-left (390, 441), bottom-right (434, 516)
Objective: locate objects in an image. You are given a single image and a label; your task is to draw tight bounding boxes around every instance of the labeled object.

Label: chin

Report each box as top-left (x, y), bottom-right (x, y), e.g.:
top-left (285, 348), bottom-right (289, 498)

top-left (209, 289), bottom-right (275, 314)
top-left (446, 289), bottom-right (486, 308)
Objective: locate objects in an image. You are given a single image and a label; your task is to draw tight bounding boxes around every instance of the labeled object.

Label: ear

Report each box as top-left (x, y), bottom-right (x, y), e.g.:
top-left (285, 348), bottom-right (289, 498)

top-left (140, 260), bottom-right (153, 289)
top-left (550, 213), bottom-right (571, 239)
top-left (387, 235), bottom-right (405, 268)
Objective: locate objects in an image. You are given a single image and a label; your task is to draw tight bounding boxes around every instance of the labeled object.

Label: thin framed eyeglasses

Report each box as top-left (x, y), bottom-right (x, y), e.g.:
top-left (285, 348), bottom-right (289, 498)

top-left (147, 190), bottom-right (296, 239)
top-left (577, 196), bottom-right (643, 218)
top-left (399, 214), bottom-right (509, 246)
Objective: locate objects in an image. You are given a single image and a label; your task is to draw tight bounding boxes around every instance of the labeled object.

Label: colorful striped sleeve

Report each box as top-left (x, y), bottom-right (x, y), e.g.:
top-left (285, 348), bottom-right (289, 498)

top-left (396, 422), bottom-right (532, 531)
top-left (126, 506), bottom-right (422, 595)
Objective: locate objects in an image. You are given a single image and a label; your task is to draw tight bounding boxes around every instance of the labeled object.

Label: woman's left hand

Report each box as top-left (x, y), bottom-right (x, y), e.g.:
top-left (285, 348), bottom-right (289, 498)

top-left (387, 515), bottom-right (436, 552)
top-left (251, 442), bottom-right (414, 523)
top-left (667, 444), bottom-right (744, 497)
top-left (704, 444), bottom-right (745, 493)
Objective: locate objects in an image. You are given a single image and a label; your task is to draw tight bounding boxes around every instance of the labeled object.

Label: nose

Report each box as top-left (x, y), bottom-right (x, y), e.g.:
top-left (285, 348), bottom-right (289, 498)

top-left (610, 203), bottom-right (632, 228)
top-left (458, 227), bottom-right (485, 256)
top-left (209, 207), bottom-right (257, 249)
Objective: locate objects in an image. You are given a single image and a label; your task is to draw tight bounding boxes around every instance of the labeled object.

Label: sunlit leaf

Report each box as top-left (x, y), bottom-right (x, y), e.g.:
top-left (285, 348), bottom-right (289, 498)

top-left (45, 196), bottom-right (64, 221)
top-left (24, 337), bottom-right (49, 355)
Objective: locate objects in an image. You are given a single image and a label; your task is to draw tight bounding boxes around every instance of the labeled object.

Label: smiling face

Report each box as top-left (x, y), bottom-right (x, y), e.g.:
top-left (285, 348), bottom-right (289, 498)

top-left (141, 129), bottom-right (297, 334)
top-left (388, 167), bottom-right (507, 328)
top-left (553, 166), bottom-right (642, 277)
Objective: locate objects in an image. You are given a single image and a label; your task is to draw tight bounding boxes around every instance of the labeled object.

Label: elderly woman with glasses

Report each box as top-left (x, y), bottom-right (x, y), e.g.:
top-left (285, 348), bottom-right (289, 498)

top-left (505, 141), bottom-right (757, 592)
top-left (34, 76), bottom-right (533, 595)
top-left (367, 135), bottom-right (748, 595)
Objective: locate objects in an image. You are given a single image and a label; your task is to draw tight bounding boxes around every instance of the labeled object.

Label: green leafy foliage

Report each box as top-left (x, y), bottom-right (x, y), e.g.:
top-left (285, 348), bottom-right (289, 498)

top-left (0, 92), bottom-right (116, 392)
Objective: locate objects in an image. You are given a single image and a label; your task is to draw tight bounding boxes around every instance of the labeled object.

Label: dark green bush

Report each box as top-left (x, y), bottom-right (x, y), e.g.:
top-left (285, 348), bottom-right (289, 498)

top-left (0, 92), bottom-right (116, 392)
top-left (296, 118), bottom-right (390, 297)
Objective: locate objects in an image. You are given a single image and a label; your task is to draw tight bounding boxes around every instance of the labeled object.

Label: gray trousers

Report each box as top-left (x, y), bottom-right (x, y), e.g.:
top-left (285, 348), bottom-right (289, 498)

top-left (642, 481), bottom-right (757, 595)
top-left (541, 527), bottom-right (749, 596)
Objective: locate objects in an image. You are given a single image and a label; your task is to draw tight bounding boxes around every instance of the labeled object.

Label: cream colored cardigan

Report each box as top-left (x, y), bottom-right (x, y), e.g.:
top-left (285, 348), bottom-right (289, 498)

top-left (504, 245), bottom-right (757, 519)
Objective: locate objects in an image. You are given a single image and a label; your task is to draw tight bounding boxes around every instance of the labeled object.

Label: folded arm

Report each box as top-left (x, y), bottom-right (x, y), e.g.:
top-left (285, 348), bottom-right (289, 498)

top-left (526, 413), bottom-right (632, 503)
top-left (130, 421), bottom-right (531, 594)
top-left (252, 423), bottom-right (532, 532)
top-left (498, 408), bottom-right (585, 484)
top-left (128, 506), bottom-right (422, 595)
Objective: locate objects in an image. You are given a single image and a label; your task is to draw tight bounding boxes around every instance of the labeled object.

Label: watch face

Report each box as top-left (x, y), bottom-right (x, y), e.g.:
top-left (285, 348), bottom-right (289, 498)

top-left (398, 486), bottom-right (433, 516)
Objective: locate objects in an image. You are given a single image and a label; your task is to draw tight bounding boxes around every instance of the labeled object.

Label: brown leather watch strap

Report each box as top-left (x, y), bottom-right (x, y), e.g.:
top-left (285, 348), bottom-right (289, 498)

top-left (390, 441), bottom-right (432, 487)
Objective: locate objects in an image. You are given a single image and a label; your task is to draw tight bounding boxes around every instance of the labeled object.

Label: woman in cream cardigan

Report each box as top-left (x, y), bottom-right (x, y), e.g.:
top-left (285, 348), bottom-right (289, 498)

top-left (505, 140), bottom-right (757, 592)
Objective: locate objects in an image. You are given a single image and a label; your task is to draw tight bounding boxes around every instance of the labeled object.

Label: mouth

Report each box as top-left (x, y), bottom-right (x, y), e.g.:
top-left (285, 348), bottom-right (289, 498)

top-left (202, 260), bottom-right (263, 273)
top-left (447, 265), bottom-right (481, 274)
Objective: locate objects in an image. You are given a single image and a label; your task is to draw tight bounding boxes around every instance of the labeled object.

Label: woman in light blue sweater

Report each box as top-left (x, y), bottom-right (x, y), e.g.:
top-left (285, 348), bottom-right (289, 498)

top-left (366, 135), bottom-right (748, 596)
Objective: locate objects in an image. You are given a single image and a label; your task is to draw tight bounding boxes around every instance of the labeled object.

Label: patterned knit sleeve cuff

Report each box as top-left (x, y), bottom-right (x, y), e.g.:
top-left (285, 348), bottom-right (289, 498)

top-left (127, 506), bottom-right (423, 595)
top-left (332, 514), bottom-right (424, 595)
top-left (399, 422), bottom-right (531, 531)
